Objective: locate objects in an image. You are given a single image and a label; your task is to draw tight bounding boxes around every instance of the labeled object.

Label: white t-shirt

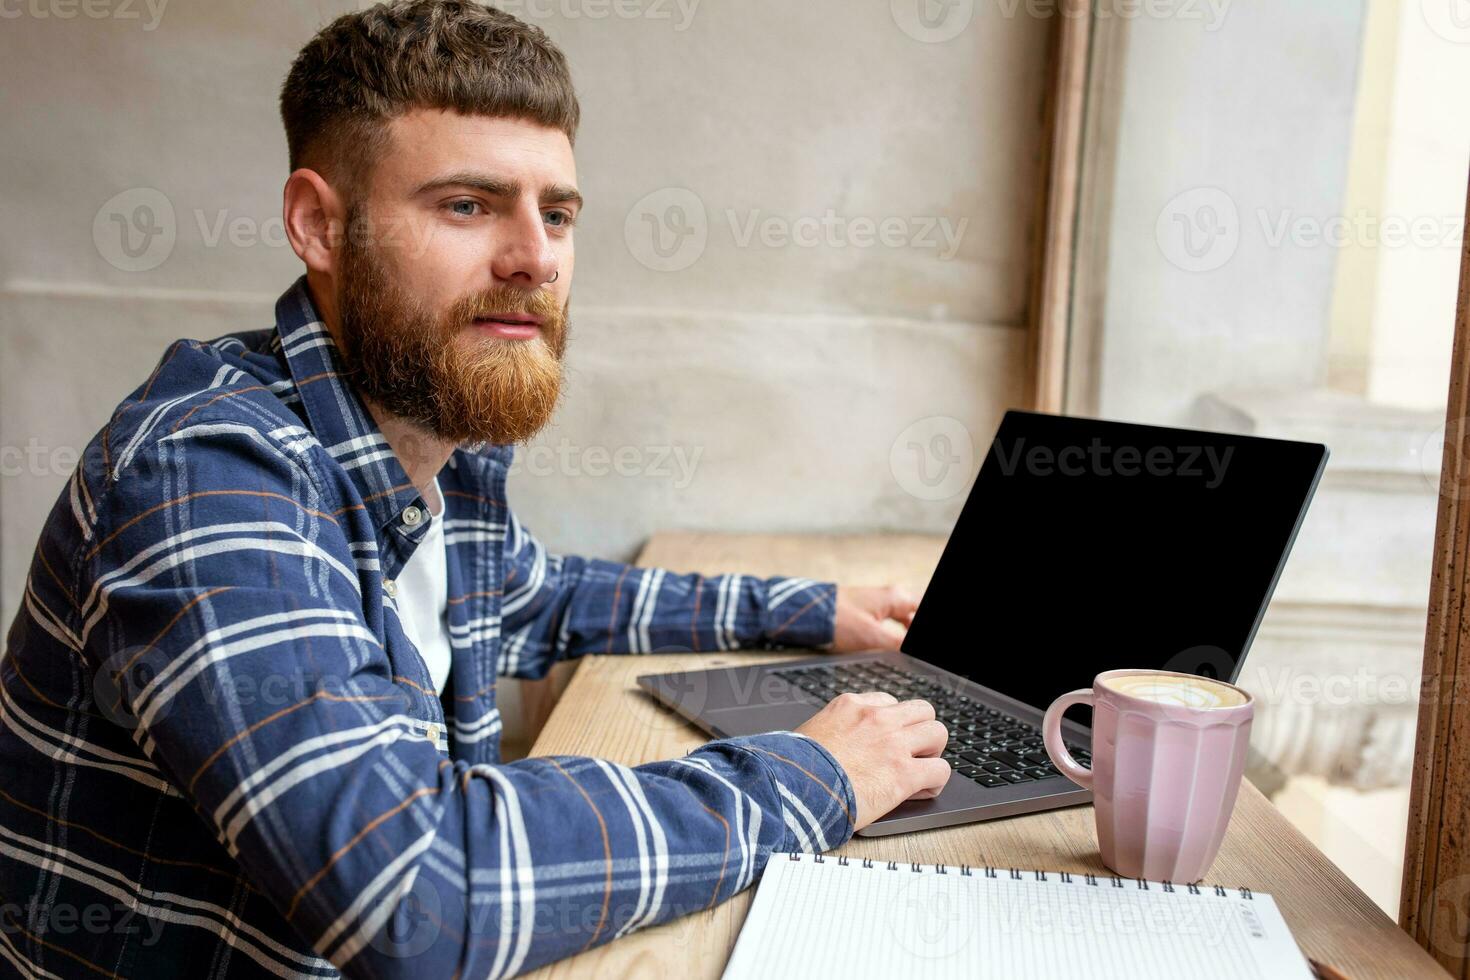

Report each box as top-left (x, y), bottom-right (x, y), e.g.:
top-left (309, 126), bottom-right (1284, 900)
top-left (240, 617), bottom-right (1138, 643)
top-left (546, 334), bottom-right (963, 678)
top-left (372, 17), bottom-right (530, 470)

top-left (393, 477), bottom-right (452, 696)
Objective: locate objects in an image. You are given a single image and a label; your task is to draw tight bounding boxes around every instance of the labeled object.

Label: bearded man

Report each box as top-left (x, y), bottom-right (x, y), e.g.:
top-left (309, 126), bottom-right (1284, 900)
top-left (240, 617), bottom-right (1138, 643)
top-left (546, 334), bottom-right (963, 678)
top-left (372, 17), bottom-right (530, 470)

top-left (0, 3), bottom-right (952, 976)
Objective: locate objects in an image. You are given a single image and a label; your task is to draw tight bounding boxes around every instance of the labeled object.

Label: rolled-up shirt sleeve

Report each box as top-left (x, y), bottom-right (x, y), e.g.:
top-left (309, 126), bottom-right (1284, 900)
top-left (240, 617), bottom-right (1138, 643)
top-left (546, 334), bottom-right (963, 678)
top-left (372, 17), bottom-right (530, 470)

top-left (84, 421), bottom-right (855, 978)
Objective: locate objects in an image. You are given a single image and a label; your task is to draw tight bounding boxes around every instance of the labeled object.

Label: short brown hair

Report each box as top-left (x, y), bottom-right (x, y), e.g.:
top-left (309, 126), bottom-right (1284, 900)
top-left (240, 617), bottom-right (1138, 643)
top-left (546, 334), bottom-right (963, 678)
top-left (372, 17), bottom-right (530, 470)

top-left (280, 0), bottom-right (579, 200)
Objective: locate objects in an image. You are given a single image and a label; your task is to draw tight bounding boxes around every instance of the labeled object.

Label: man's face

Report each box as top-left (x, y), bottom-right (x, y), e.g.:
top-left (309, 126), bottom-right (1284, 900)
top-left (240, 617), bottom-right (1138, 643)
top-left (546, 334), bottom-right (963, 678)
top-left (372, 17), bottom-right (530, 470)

top-left (334, 110), bottom-right (580, 446)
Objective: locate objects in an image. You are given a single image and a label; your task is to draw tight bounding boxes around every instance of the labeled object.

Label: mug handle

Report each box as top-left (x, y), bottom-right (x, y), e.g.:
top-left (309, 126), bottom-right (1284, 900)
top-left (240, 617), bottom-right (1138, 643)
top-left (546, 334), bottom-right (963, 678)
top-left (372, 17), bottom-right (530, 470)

top-left (1042, 688), bottom-right (1095, 790)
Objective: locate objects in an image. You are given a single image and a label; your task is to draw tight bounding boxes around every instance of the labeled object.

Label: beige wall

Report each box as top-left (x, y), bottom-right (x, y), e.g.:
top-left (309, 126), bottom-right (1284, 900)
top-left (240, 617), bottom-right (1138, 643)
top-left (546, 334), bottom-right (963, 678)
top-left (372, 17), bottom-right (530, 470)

top-left (1326, 0), bottom-right (1469, 410)
top-left (1361, 0), bottom-right (1470, 407)
top-left (0, 1), bottom-right (1048, 627)
top-left (1089, 0), bottom-right (1367, 427)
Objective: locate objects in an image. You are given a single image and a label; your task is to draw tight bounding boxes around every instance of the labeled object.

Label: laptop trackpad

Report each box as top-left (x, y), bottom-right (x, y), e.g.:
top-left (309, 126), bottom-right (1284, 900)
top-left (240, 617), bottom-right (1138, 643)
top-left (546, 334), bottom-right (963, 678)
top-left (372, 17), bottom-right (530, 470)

top-left (704, 703), bottom-right (819, 738)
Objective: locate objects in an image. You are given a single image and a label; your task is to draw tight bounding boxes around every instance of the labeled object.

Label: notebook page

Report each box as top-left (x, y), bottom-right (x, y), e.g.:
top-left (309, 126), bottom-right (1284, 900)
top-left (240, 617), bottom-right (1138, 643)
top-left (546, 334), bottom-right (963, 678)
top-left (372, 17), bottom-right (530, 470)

top-left (721, 855), bottom-right (1314, 980)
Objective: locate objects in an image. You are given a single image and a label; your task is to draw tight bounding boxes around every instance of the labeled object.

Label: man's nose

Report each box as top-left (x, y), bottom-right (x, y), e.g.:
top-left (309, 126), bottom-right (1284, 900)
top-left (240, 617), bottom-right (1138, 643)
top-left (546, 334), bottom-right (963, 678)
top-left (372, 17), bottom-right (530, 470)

top-left (491, 207), bottom-right (558, 288)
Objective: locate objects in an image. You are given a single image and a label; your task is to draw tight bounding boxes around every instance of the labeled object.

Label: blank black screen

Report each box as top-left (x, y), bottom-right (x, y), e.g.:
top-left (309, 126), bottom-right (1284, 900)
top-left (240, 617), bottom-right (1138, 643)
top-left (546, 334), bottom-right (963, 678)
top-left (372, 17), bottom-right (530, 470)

top-left (901, 410), bottom-right (1327, 712)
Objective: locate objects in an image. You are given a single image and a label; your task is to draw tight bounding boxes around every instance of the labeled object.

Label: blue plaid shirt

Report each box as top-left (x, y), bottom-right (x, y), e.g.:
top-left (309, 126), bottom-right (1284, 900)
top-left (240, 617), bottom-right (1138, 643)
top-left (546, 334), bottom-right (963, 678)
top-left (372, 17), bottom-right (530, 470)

top-left (0, 276), bottom-right (852, 979)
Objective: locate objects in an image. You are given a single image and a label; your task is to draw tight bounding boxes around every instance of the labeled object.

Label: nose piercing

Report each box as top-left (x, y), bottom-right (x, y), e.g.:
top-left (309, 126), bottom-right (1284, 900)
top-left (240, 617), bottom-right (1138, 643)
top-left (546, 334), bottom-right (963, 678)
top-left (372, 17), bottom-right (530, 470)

top-left (545, 271), bottom-right (559, 285)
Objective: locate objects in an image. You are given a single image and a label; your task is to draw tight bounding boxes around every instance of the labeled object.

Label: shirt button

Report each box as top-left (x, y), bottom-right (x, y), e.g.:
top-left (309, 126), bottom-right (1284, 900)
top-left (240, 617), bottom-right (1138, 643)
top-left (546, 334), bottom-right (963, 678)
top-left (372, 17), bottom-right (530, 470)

top-left (402, 505), bottom-right (424, 528)
top-left (383, 578), bottom-right (398, 599)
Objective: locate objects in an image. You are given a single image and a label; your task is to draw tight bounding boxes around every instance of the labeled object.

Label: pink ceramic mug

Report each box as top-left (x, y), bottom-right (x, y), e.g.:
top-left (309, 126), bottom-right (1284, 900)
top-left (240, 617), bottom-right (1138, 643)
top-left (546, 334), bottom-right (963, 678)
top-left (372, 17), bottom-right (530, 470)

top-left (1042, 668), bottom-right (1254, 883)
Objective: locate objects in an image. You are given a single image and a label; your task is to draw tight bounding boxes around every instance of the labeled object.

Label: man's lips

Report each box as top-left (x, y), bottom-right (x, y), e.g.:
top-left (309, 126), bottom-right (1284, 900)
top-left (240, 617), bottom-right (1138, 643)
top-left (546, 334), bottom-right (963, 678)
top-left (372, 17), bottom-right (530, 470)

top-left (471, 314), bottom-right (542, 341)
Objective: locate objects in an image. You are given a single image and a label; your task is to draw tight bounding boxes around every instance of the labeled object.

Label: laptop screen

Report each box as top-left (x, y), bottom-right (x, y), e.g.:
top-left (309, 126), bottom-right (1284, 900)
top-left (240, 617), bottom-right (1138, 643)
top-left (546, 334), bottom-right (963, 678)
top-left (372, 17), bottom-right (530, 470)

top-left (900, 410), bottom-right (1328, 714)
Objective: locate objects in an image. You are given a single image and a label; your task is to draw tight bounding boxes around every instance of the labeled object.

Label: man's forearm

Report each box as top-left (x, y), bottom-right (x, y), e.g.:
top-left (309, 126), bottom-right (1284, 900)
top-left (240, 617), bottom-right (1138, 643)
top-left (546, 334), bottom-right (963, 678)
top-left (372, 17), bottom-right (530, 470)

top-left (499, 517), bottom-right (838, 678)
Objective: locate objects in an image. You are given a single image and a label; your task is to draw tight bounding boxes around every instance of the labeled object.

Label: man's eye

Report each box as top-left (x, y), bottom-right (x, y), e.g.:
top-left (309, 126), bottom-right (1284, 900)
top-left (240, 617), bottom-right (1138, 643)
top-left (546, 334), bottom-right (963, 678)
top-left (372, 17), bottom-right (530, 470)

top-left (545, 209), bottom-right (574, 228)
top-left (447, 200), bottom-right (480, 217)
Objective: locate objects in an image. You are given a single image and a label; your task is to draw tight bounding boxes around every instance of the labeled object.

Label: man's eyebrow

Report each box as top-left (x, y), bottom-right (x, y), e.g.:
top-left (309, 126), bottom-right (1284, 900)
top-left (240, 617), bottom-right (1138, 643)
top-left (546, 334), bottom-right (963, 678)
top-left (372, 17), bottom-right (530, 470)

top-left (413, 172), bottom-right (583, 209)
top-left (541, 184), bottom-right (584, 209)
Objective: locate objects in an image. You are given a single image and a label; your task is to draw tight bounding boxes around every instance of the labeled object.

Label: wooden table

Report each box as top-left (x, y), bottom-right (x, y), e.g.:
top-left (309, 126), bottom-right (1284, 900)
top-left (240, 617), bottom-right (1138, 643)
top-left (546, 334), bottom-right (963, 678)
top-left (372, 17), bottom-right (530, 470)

top-left (522, 532), bottom-right (1446, 980)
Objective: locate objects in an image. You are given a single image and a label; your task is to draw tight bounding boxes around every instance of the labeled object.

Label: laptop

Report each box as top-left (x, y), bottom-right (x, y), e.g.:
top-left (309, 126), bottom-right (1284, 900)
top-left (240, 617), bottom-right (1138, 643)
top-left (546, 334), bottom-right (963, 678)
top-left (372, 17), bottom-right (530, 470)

top-left (638, 410), bottom-right (1329, 836)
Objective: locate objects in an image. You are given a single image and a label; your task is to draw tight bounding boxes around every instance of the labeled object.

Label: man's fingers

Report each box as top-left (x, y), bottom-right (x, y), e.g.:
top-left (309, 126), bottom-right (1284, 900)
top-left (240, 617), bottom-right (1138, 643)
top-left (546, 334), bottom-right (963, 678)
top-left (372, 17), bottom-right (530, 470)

top-left (844, 691), bottom-right (898, 707)
top-left (885, 587), bottom-right (920, 626)
top-left (905, 757), bottom-right (952, 798)
top-left (903, 718), bottom-right (949, 757)
top-left (858, 618), bottom-right (904, 652)
top-left (887, 697), bottom-right (937, 726)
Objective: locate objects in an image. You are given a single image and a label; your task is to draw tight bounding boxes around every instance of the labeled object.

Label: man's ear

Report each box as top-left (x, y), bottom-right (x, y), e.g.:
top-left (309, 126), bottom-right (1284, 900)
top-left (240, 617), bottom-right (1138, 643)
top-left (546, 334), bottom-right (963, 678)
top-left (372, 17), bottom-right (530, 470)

top-left (282, 168), bottom-right (345, 277)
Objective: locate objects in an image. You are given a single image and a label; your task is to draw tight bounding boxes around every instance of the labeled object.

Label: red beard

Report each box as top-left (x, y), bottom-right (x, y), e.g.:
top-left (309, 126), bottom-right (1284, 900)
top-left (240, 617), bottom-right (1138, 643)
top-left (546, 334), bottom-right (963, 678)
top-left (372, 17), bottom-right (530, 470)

top-left (336, 211), bottom-right (568, 446)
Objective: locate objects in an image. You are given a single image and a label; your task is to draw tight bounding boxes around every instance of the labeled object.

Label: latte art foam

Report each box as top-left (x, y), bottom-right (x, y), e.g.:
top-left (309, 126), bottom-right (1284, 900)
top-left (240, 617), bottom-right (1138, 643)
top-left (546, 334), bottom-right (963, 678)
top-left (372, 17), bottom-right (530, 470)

top-left (1102, 674), bottom-right (1247, 709)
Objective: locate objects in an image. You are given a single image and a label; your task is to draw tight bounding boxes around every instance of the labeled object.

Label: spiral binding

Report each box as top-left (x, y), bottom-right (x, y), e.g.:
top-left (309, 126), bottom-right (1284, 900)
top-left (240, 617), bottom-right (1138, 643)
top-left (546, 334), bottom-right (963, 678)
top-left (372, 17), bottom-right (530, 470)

top-left (780, 852), bottom-right (1254, 900)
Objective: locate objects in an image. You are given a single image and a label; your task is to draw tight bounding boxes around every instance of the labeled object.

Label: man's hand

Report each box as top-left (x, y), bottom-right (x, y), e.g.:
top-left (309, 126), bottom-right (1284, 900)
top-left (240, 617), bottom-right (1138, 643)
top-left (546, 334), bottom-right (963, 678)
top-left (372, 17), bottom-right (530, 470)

top-left (831, 585), bottom-right (919, 652)
top-left (795, 691), bottom-right (950, 831)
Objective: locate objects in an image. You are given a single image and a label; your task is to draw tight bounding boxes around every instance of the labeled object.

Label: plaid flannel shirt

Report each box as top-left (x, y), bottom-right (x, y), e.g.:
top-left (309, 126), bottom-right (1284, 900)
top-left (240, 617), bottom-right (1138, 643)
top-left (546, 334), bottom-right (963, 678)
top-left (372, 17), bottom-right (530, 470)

top-left (0, 275), bottom-right (853, 979)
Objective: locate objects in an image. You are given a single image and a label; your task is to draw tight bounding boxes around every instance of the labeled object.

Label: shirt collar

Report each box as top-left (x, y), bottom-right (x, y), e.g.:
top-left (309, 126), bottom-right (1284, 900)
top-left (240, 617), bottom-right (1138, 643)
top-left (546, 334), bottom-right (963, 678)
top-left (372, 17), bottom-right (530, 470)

top-left (271, 275), bottom-right (518, 532)
top-left (271, 274), bottom-right (426, 537)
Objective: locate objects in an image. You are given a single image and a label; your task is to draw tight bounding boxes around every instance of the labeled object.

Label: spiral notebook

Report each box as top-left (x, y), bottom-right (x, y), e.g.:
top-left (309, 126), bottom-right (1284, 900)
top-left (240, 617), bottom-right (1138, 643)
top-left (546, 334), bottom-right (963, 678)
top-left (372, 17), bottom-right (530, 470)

top-left (722, 853), bottom-right (1313, 980)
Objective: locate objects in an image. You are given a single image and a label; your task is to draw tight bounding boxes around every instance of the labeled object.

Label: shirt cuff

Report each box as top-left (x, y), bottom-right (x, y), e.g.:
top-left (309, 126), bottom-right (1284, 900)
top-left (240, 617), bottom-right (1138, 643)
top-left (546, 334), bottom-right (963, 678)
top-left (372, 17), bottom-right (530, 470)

top-left (755, 577), bottom-right (838, 650)
top-left (709, 730), bottom-right (857, 853)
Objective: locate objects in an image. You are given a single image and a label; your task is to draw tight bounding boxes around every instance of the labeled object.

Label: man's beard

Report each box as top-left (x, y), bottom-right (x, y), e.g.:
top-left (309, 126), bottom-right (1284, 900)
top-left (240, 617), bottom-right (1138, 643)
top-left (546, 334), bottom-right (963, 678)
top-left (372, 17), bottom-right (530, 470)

top-left (335, 221), bottom-right (568, 446)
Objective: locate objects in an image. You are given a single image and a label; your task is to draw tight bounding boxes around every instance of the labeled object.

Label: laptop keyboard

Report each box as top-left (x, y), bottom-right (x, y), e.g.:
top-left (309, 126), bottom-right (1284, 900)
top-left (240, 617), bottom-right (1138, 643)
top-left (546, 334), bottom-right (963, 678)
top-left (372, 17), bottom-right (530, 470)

top-left (771, 661), bottom-right (1092, 790)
